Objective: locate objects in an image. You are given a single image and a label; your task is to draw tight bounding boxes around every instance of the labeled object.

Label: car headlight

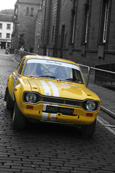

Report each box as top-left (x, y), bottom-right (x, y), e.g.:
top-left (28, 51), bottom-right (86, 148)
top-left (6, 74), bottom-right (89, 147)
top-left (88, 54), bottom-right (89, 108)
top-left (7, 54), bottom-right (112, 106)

top-left (26, 93), bottom-right (37, 103)
top-left (83, 100), bottom-right (98, 111)
top-left (23, 92), bottom-right (40, 103)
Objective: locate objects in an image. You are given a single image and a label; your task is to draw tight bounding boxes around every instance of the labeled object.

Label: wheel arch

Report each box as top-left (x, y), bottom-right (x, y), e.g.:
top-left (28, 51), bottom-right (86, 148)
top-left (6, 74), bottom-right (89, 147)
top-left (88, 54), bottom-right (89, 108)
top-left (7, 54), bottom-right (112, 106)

top-left (7, 75), bottom-right (13, 99)
top-left (13, 84), bottom-right (23, 110)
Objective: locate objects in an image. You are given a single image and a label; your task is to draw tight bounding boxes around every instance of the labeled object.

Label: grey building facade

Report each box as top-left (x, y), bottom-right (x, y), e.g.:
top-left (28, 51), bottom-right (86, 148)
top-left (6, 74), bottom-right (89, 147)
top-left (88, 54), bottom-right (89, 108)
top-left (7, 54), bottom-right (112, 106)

top-left (12, 0), bottom-right (42, 52)
top-left (38, 0), bottom-right (115, 67)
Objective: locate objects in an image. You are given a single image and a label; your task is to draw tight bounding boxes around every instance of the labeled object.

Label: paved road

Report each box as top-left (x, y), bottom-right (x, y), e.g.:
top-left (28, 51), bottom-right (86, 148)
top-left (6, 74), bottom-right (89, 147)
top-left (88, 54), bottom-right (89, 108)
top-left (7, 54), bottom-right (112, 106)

top-left (0, 50), bottom-right (115, 173)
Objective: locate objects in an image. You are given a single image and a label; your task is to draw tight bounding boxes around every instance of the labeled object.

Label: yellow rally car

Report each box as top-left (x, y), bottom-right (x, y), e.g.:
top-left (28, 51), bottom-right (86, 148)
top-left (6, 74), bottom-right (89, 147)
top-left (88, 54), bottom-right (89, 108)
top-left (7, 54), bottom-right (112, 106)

top-left (4, 55), bottom-right (100, 137)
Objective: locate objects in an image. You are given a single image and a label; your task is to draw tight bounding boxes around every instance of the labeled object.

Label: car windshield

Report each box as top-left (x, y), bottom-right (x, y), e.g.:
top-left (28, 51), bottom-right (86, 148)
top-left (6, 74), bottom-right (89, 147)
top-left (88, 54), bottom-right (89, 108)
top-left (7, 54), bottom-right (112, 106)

top-left (23, 59), bottom-right (84, 84)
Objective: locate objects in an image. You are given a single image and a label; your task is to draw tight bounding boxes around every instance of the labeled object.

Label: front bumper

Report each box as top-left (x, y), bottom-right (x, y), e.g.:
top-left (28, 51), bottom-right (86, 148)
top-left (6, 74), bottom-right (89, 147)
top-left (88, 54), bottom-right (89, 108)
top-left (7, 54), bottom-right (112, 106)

top-left (19, 101), bottom-right (100, 125)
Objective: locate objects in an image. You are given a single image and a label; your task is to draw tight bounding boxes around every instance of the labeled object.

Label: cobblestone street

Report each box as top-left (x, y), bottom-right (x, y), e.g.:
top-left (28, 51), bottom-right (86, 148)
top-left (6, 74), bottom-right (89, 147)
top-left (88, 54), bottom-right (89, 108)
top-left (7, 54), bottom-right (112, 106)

top-left (0, 51), bottom-right (115, 173)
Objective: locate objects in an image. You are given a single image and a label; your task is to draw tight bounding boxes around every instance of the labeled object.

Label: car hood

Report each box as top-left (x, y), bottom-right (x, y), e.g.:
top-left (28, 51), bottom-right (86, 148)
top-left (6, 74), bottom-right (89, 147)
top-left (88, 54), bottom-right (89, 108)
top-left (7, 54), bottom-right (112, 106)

top-left (23, 78), bottom-right (99, 101)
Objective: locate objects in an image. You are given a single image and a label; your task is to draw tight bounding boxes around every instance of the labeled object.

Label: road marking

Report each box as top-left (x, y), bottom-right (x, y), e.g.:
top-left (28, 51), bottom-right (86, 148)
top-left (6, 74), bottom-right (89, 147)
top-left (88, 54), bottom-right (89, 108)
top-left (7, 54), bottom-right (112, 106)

top-left (97, 116), bottom-right (115, 135)
top-left (101, 105), bottom-right (115, 119)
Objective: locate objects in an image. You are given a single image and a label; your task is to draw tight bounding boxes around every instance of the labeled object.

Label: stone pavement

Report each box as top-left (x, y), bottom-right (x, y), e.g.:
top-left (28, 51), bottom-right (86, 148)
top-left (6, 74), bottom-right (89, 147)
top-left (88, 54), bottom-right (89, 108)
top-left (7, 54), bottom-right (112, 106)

top-left (88, 83), bottom-right (115, 119)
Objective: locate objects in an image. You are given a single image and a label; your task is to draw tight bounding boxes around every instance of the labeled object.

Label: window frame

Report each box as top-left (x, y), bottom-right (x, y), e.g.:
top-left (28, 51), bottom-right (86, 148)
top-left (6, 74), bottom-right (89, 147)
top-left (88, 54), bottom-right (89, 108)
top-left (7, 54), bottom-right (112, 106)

top-left (18, 58), bottom-right (25, 75)
top-left (0, 23), bottom-right (2, 29)
top-left (6, 33), bottom-right (10, 39)
top-left (7, 24), bottom-right (11, 30)
top-left (99, 0), bottom-right (111, 44)
top-left (70, 9), bottom-right (76, 44)
top-left (26, 7), bottom-right (29, 16)
top-left (52, 26), bottom-right (55, 42)
top-left (81, 3), bottom-right (90, 44)
top-left (30, 7), bottom-right (34, 17)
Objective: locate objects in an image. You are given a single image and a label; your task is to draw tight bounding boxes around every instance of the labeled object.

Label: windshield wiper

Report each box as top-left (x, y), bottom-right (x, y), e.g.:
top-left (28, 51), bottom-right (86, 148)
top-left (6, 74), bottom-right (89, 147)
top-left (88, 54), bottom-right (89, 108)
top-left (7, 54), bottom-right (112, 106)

top-left (66, 78), bottom-right (81, 83)
top-left (28, 75), bottom-right (39, 78)
top-left (66, 78), bottom-right (75, 81)
top-left (39, 75), bottom-right (56, 79)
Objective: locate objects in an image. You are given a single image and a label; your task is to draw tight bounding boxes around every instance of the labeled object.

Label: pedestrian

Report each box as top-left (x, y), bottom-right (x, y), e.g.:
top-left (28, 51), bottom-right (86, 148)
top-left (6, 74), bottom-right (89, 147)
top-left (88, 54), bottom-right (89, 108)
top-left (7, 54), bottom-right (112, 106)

top-left (19, 46), bottom-right (25, 59)
top-left (20, 46), bottom-right (24, 52)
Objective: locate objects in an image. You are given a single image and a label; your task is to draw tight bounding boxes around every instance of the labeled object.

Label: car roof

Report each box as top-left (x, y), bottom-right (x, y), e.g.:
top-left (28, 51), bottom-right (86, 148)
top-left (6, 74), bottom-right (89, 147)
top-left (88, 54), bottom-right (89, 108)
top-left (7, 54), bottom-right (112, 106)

top-left (24, 55), bottom-right (79, 67)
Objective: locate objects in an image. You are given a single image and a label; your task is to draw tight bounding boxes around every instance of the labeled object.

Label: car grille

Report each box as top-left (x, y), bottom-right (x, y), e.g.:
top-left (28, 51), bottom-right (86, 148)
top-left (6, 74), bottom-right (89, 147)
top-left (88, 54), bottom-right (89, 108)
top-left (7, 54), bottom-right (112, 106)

top-left (41, 96), bottom-right (81, 107)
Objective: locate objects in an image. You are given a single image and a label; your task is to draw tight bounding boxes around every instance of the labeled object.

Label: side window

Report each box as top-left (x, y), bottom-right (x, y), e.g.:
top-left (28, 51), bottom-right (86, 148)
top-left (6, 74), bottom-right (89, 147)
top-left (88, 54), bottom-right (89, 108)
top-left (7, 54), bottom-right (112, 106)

top-left (18, 59), bottom-right (25, 74)
top-left (16, 61), bottom-right (22, 71)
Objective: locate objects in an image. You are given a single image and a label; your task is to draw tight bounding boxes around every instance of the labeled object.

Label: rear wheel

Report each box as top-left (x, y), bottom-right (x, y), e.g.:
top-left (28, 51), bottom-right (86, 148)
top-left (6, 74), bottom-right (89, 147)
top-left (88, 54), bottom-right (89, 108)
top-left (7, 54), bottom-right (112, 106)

top-left (12, 102), bottom-right (26, 130)
top-left (81, 120), bottom-right (96, 138)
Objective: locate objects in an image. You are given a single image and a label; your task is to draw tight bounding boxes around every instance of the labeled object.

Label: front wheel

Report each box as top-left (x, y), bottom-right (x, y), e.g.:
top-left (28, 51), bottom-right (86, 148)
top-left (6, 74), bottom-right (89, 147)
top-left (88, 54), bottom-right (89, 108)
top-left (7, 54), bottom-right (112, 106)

top-left (81, 120), bottom-right (96, 138)
top-left (5, 87), bottom-right (14, 110)
top-left (12, 102), bottom-right (26, 130)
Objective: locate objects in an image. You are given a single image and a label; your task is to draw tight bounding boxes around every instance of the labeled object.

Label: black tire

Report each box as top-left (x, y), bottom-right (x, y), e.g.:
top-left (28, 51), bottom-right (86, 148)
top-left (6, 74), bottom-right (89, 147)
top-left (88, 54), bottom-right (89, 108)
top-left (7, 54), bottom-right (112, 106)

top-left (4, 87), bottom-right (8, 101)
top-left (81, 120), bottom-right (96, 138)
top-left (5, 88), bottom-right (14, 110)
top-left (12, 102), bottom-right (26, 130)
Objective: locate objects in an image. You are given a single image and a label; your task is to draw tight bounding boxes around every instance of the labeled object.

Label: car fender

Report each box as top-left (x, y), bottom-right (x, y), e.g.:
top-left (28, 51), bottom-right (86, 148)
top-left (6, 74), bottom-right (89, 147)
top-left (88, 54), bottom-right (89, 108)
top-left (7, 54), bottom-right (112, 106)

top-left (14, 83), bottom-right (23, 110)
top-left (7, 75), bottom-right (14, 99)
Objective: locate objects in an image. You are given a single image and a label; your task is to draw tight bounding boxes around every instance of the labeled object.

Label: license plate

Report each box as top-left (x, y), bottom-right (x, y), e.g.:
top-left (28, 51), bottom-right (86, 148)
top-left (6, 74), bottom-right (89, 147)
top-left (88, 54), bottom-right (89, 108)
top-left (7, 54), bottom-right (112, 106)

top-left (44, 105), bottom-right (74, 115)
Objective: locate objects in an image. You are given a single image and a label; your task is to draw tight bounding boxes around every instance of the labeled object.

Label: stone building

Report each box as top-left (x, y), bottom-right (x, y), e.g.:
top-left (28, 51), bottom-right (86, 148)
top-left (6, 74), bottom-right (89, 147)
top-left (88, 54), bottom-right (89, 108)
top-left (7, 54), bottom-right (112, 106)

top-left (0, 14), bottom-right (13, 49)
top-left (12, 0), bottom-right (42, 52)
top-left (39, 0), bottom-right (61, 57)
top-left (38, 0), bottom-right (115, 67)
top-left (34, 9), bottom-right (42, 54)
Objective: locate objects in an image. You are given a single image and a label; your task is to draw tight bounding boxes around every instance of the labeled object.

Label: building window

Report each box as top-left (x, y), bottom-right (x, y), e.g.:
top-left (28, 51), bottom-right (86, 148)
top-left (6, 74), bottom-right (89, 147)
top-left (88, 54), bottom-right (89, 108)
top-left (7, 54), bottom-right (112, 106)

top-left (30, 7), bottom-right (34, 16)
top-left (70, 10), bottom-right (76, 44)
top-left (15, 8), bottom-right (18, 15)
top-left (19, 34), bottom-right (25, 48)
top-left (0, 33), bottom-right (2, 38)
top-left (72, 11), bottom-right (76, 44)
top-left (0, 23), bottom-right (2, 29)
top-left (26, 7), bottom-right (29, 16)
top-left (6, 33), bottom-right (10, 39)
top-left (82, 3), bottom-right (90, 44)
top-left (41, 30), bottom-right (43, 42)
top-left (100, 0), bottom-right (110, 43)
top-left (52, 26), bottom-right (55, 42)
top-left (7, 24), bottom-right (11, 30)
top-left (60, 25), bottom-right (65, 58)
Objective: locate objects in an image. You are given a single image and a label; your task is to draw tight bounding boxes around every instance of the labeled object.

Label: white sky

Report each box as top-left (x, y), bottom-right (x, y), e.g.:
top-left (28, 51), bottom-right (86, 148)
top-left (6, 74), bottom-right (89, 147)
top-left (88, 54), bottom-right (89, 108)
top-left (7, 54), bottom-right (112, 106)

top-left (0, 0), bottom-right (16, 11)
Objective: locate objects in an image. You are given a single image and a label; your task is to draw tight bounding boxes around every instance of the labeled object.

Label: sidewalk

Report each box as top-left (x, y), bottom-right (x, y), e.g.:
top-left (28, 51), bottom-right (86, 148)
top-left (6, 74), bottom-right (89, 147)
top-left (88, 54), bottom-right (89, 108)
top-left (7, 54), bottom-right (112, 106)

top-left (88, 83), bottom-right (115, 119)
top-left (12, 53), bottom-right (115, 119)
